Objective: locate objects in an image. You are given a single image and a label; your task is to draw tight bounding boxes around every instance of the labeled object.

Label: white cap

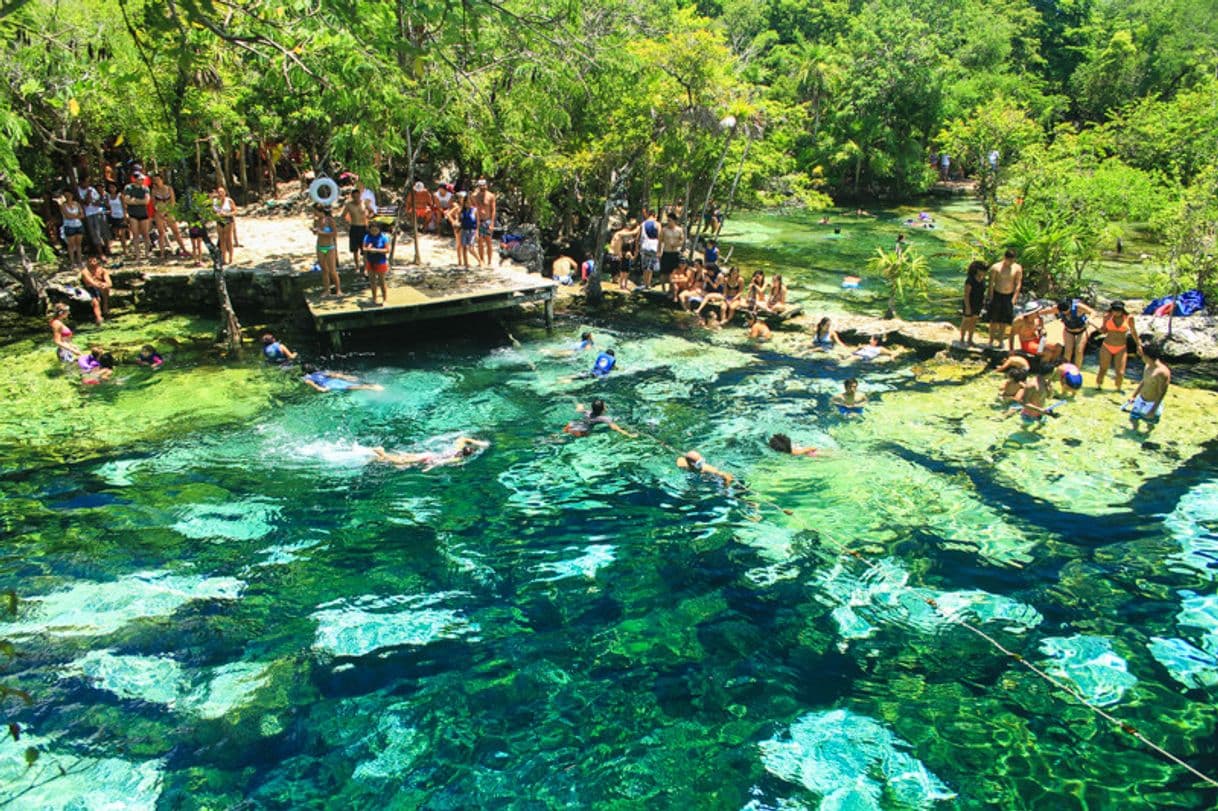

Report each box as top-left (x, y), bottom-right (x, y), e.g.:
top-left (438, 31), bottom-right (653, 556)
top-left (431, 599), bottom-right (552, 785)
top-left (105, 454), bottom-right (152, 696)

top-left (413, 181), bottom-right (425, 192)
top-left (476, 178), bottom-right (488, 186)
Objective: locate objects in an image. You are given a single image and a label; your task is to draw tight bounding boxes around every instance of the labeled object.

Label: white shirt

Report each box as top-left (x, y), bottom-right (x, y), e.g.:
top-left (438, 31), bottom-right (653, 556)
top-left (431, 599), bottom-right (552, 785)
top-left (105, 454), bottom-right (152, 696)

top-left (435, 189), bottom-right (453, 209)
top-left (107, 194), bottom-right (124, 218)
top-left (360, 188), bottom-right (377, 210)
top-left (79, 186), bottom-right (104, 217)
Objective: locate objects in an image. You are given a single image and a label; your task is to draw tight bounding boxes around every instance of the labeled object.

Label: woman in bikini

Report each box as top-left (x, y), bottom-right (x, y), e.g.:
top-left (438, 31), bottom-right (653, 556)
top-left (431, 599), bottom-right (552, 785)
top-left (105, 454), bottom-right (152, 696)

top-left (59, 191), bottom-right (86, 269)
top-left (746, 270), bottom-right (766, 313)
top-left (49, 303), bottom-right (82, 362)
top-left (213, 186), bottom-right (236, 265)
top-left (768, 274), bottom-right (788, 313)
top-left (1096, 301), bottom-right (1140, 391)
top-left (811, 317), bottom-right (845, 351)
top-left (150, 175), bottom-right (188, 260)
top-left (720, 266), bottom-right (745, 323)
top-left (313, 205), bottom-right (341, 296)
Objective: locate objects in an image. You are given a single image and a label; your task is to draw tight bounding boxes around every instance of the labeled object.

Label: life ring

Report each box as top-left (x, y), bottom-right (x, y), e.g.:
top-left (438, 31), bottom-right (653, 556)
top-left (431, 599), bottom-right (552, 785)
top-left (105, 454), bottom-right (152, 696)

top-left (309, 177), bottom-right (340, 206)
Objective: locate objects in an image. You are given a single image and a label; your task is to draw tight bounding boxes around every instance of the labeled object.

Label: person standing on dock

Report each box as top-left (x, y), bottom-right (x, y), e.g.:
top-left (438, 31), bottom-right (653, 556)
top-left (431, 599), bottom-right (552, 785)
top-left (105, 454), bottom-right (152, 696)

top-left (660, 213), bottom-right (684, 293)
top-left (472, 179), bottom-right (497, 267)
top-left (313, 205), bottom-right (341, 297)
top-left (986, 249), bottom-right (1022, 349)
top-left (363, 221), bottom-right (390, 305)
top-left (958, 261), bottom-right (987, 346)
top-left (343, 188), bottom-right (371, 272)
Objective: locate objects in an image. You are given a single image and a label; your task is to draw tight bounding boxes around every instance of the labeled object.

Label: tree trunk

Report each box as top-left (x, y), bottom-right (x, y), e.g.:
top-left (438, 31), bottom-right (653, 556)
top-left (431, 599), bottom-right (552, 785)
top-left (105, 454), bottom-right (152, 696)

top-left (722, 125), bottom-right (754, 221)
top-left (268, 147), bottom-right (279, 198)
top-left (587, 169), bottom-right (618, 307)
top-left (201, 231), bottom-right (242, 354)
top-left (208, 138), bottom-right (225, 191)
top-left (689, 127), bottom-right (736, 260)
top-left (238, 144), bottom-right (249, 199)
top-left (390, 127), bottom-right (425, 264)
top-left (7, 245), bottom-right (48, 316)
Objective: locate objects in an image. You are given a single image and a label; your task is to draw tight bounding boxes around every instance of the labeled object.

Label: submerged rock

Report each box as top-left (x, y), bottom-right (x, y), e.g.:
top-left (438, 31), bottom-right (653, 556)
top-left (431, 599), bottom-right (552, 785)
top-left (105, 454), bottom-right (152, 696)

top-left (758, 708), bottom-right (956, 809)
top-left (1038, 635), bottom-right (1137, 707)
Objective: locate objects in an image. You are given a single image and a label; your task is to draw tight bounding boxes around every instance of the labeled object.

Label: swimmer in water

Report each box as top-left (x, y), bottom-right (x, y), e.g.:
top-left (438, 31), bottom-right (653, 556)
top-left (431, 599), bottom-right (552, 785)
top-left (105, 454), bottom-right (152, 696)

top-left (301, 364), bottom-right (384, 392)
top-left (262, 333), bottom-right (298, 364)
top-left (563, 348), bottom-right (616, 382)
top-left (79, 344), bottom-right (115, 383)
top-left (676, 450), bottom-right (733, 486)
top-left (811, 317), bottom-right (845, 351)
top-left (135, 345), bottom-right (164, 368)
top-left (768, 434), bottom-right (819, 457)
top-left (371, 437), bottom-right (490, 471)
top-left (563, 398), bottom-right (636, 437)
top-left (852, 335), bottom-right (894, 361)
top-left (546, 331), bottom-right (595, 356)
top-left (831, 378), bottom-right (868, 415)
top-left (746, 312), bottom-right (771, 342)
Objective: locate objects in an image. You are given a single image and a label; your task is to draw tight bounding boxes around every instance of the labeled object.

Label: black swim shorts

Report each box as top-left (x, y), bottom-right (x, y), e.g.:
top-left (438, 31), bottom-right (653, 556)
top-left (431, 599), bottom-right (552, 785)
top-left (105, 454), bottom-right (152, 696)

top-left (989, 292), bottom-right (1015, 325)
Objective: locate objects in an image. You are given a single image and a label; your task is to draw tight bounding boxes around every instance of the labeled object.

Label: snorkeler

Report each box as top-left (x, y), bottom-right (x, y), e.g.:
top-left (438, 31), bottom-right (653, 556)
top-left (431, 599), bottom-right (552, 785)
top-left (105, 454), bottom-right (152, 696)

top-left (563, 398), bottom-right (636, 437)
top-left (831, 378), bottom-right (868, 415)
top-left (768, 434), bottom-right (819, 457)
top-left (371, 437), bottom-right (490, 471)
top-left (301, 364), bottom-right (384, 392)
top-left (676, 450), bottom-right (733, 486)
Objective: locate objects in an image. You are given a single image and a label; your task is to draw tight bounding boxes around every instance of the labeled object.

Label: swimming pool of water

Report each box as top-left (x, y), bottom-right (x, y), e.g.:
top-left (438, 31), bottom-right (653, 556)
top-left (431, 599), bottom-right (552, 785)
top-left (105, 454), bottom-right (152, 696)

top-left (2, 318), bottom-right (1217, 809)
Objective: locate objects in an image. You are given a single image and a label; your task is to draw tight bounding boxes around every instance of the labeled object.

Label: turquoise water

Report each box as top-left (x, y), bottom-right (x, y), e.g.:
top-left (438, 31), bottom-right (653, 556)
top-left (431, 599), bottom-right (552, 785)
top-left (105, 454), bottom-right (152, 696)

top-left (2, 318), bottom-right (1218, 809)
top-left (727, 202), bottom-right (1163, 318)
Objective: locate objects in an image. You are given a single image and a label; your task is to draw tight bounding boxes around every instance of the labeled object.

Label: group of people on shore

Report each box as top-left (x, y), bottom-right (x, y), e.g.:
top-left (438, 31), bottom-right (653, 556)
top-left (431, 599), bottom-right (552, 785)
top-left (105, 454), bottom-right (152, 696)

top-left (53, 165), bottom-right (242, 269)
top-left (963, 250), bottom-right (1171, 430)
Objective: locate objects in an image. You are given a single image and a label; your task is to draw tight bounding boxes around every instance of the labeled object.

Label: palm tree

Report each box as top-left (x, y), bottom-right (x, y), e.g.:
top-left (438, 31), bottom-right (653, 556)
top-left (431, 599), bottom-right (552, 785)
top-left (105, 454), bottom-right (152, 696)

top-left (866, 246), bottom-right (929, 319)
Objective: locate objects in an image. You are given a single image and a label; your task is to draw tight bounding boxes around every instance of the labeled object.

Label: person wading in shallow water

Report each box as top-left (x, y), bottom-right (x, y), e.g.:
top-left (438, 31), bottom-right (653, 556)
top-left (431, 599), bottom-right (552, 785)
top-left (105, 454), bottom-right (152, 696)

top-left (1096, 300), bottom-right (1141, 391)
top-left (1125, 342), bottom-right (1170, 431)
top-left (987, 249), bottom-right (1022, 348)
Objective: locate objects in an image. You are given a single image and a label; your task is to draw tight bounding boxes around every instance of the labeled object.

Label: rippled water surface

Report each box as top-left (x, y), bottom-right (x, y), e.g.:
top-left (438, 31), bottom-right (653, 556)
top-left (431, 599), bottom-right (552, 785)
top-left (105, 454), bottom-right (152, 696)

top-left (2, 309), bottom-right (1217, 809)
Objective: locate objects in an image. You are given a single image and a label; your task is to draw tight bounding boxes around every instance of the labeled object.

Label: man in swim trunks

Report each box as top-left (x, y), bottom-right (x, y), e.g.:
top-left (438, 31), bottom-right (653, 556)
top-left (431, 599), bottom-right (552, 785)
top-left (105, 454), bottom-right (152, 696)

top-left (552, 254), bottom-right (578, 285)
top-left (609, 221), bottom-right (639, 290)
top-left (659, 214), bottom-right (684, 293)
top-left (676, 450), bottom-right (733, 486)
top-left (371, 437), bottom-right (489, 471)
top-left (363, 222), bottom-right (390, 305)
top-left (1125, 343), bottom-right (1170, 431)
top-left (343, 188), bottom-right (372, 271)
top-left (262, 333), bottom-right (298, 364)
top-left (747, 311), bottom-right (771, 342)
top-left (987, 249), bottom-right (1022, 348)
top-left (563, 398), bottom-right (636, 437)
top-left (831, 378), bottom-right (868, 415)
top-left (406, 181), bottom-right (436, 232)
top-left (471, 179), bottom-right (497, 267)
top-left (301, 364), bottom-right (384, 393)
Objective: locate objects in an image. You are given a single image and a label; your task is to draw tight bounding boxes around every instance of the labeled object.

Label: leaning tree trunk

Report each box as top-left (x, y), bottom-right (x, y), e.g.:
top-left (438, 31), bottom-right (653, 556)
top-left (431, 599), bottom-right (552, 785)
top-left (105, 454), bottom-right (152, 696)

top-left (6, 245), bottom-right (48, 316)
top-left (722, 125), bottom-right (754, 222)
top-left (689, 127), bottom-right (736, 260)
top-left (587, 168), bottom-right (621, 307)
top-left (201, 230), bottom-right (242, 354)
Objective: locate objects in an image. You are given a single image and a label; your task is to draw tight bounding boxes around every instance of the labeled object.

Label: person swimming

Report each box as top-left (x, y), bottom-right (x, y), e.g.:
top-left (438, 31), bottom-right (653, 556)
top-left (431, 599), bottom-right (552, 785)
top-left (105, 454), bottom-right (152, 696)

top-left (747, 312), bottom-right (771, 342)
top-left (676, 450), bottom-right (733, 486)
top-left (590, 349), bottom-right (616, 379)
top-left (812, 317), bottom-right (842, 351)
top-left (563, 398), bottom-right (636, 437)
top-left (135, 345), bottom-right (164, 368)
top-left (768, 434), bottom-right (819, 457)
top-left (371, 437), bottom-right (490, 471)
top-left (262, 333), bottom-right (298, 364)
top-left (301, 364), bottom-right (384, 392)
top-left (831, 378), bottom-right (867, 415)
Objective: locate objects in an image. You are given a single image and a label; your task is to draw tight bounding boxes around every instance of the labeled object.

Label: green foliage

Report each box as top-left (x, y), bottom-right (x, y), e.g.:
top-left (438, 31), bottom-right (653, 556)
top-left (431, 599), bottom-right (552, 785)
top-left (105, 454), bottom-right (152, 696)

top-left (939, 97), bottom-right (1044, 224)
top-left (867, 245), bottom-right (930, 316)
top-left (1154, 162), bottom-right (1218, 300)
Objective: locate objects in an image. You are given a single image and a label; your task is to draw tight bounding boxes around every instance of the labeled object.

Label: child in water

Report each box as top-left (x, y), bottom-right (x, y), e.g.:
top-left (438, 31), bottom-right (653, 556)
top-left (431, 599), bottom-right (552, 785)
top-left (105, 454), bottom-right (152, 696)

top-left (831, 378), bottom-right (868, 415)
top-left (135, 345), bottom-right (164, 368)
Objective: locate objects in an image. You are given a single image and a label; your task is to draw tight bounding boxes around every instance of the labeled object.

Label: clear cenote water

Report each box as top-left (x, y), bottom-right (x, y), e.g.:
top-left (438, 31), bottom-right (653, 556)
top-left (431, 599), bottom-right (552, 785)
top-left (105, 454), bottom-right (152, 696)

top-left (1, 292), bottom-right (1217, 806)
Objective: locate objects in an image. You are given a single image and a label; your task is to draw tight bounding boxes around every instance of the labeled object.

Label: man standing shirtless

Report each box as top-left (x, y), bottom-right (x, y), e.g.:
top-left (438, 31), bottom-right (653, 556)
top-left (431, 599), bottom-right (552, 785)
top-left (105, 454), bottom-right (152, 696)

top-left (987, 249), bottom-right (1023, 348)
top-left (1126, 343), bottom-right (1170, 431)
top-left (471, 178), bottom-right (497, 267)
top-left (609, 221), bottom-right (639, 290)
top-left (659, 214), bottom-right (685, 293)
top-left (343, 188), bottom-right (372, 271)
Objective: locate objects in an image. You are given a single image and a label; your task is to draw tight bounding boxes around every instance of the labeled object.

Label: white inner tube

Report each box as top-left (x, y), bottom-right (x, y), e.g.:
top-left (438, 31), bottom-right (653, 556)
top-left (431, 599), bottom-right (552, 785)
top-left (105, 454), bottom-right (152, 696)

top-left (309, 177), bottom-right (340, 206)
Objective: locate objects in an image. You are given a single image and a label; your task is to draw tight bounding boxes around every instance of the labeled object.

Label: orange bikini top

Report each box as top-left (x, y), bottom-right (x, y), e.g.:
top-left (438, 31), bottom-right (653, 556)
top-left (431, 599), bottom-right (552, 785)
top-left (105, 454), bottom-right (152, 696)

top-left (1104, 315), bottom-right (1128, 334)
